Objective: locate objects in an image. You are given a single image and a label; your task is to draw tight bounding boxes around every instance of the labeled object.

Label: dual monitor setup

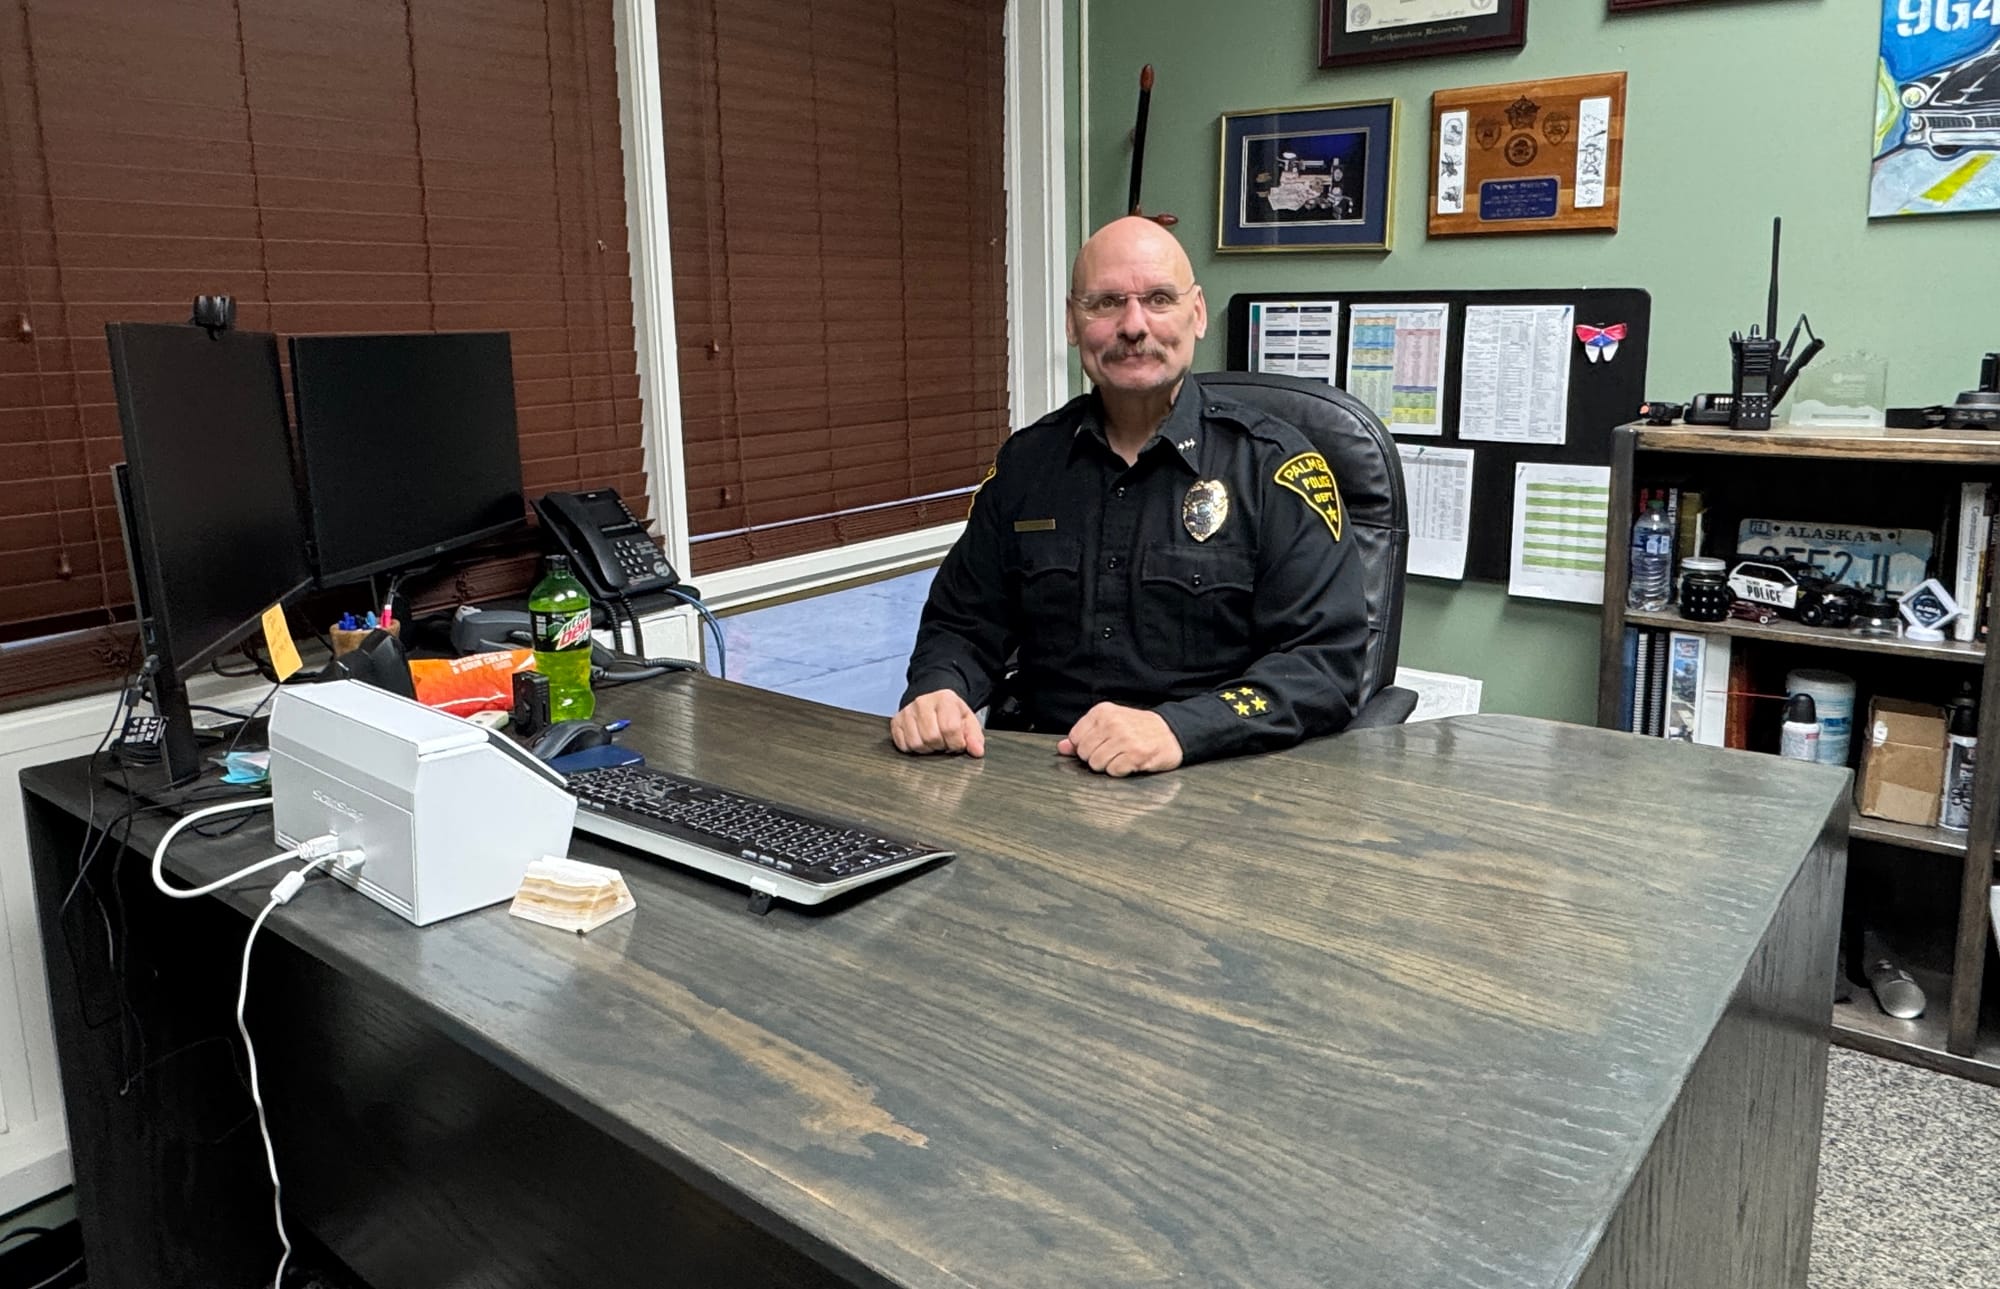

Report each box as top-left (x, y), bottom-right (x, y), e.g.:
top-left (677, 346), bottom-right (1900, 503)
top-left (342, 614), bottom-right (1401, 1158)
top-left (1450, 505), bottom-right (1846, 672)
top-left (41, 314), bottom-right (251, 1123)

top-left (108, 310), bottom-right (526, 787)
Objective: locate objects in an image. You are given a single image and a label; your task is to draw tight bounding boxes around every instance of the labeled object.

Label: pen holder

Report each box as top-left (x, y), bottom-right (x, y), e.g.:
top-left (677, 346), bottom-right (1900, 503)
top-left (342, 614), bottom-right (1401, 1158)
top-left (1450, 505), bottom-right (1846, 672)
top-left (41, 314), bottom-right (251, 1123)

top-left (330, 622), bottom-right (400, 657)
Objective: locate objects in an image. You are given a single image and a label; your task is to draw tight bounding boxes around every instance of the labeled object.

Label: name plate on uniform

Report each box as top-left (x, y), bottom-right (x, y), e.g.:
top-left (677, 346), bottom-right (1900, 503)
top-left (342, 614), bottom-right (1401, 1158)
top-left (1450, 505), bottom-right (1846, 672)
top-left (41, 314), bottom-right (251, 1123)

top-left (1429, 72), bottom-right (1626, 237)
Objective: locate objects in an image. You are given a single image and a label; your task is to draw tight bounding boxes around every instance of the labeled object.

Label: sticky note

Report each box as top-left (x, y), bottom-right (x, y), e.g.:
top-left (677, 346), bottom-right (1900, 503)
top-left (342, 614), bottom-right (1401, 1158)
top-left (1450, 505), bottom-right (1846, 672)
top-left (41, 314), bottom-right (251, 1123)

top-left (261, 603), bottom-right (303, 682)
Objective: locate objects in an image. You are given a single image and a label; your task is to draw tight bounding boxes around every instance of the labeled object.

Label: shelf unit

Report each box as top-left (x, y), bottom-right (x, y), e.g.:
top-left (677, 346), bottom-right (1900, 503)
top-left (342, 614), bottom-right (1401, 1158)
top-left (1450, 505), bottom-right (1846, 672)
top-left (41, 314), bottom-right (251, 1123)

top-left (1598, 422), bottom-right (2000, 1086)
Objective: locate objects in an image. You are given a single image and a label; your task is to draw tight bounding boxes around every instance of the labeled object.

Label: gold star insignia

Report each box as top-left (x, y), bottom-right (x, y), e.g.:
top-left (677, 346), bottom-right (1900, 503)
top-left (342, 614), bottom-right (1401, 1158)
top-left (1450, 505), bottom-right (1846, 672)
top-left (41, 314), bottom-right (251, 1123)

top-left (1251, 695), bottom-right (1269, 712)
top-left (1233, 701), bottom-right (1251, 716)
top-left (1220, 689), bottom-right (1238, 701)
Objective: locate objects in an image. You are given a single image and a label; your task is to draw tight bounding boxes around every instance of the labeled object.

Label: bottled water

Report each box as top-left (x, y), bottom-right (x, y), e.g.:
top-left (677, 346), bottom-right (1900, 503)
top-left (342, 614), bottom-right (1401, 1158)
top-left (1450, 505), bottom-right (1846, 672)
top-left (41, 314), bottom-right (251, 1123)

top-left (1627, 501), bottom-right (1673, 610)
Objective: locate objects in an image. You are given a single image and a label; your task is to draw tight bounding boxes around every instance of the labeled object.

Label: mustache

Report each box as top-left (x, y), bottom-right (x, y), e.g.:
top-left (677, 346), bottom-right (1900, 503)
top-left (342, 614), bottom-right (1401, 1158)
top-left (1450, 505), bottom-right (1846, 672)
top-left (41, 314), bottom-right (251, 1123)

top-left (1103, 342), bottom-right (1168, 363)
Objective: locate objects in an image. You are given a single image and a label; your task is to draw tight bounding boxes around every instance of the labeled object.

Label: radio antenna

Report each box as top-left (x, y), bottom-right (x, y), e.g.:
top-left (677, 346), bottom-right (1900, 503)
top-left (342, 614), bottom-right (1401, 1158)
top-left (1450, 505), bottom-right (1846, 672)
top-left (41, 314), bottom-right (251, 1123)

top-left (1765, 216), bottom-right (1781, 342)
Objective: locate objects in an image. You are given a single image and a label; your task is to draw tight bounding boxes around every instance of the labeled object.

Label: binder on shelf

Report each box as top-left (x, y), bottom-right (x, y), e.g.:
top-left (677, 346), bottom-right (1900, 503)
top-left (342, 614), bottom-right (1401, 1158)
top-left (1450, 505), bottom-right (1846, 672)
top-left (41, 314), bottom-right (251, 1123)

top-left (1618, 627), bottom-right (1638, 734)
top-left (1666, 630), bottom-right (1733, 747)
top-left (1645, 629), bottom-right (1669, 737)
top-left (1954, 482), bottom-right (1987, 644)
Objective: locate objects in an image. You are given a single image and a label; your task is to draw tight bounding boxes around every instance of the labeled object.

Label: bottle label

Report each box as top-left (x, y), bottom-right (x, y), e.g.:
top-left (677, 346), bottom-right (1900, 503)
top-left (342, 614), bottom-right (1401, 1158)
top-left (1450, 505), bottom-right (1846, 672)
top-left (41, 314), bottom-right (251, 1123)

top-left (1942, 739), bottom-right (1977, 830)
top-left (1643, 531), bottom-right (1672, 556)
top-left (532, 608), bottom-right (592, 651)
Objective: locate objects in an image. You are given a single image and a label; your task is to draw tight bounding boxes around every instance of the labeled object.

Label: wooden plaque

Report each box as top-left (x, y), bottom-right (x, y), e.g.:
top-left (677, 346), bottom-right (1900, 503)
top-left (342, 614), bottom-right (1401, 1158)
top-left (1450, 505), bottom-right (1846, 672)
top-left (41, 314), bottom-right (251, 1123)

top-left (1428, 72), bottom-right (1626, 237)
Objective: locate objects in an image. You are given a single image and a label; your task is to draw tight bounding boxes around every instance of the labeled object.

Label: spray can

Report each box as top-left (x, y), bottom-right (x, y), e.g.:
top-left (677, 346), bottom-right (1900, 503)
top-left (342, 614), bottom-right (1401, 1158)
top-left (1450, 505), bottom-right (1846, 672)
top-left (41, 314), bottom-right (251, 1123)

top-left (1940, 692), bottom-right (1978, 831)
top-left (1780, 693), bottom-right (1820, 762)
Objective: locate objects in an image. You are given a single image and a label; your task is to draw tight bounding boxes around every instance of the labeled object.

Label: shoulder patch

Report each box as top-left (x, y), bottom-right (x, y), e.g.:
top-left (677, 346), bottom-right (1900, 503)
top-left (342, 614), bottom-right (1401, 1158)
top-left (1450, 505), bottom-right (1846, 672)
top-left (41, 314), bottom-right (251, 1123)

top-left (967, 461), bottom-right (998, 516)
top-left (1273, 451), bottom-right (1343, 540)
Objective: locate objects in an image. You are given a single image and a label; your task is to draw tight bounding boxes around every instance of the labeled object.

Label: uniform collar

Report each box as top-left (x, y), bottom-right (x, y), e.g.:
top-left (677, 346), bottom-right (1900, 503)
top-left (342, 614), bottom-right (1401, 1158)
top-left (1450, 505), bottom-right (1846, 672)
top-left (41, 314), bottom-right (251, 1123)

top-left (1072, 376), bottom-right (1205, 474)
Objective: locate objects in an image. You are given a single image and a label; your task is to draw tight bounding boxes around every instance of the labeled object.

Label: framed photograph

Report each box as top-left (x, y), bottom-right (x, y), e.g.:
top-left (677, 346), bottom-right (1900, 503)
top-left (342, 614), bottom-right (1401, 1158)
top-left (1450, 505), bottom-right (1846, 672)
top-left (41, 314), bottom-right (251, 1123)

top-left (1320, 1), bottom-right (1528, 70)
top-left (1428, 72), bottom-right (1626, 237)
top-left (1217, 99), bottom-right (1398, 254)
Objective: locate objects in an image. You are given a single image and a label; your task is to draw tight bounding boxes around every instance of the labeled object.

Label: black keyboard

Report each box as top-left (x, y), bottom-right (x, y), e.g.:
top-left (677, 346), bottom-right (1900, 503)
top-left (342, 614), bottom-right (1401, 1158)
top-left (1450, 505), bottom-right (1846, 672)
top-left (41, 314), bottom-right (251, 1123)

top-left (564, 764), bottom-right (951, 909)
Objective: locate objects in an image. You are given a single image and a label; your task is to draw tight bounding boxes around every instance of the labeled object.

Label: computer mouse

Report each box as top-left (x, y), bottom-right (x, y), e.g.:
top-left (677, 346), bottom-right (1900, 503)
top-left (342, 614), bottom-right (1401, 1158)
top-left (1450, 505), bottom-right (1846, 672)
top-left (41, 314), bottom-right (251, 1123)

top-left (532, 720), bottom-right (612, 761)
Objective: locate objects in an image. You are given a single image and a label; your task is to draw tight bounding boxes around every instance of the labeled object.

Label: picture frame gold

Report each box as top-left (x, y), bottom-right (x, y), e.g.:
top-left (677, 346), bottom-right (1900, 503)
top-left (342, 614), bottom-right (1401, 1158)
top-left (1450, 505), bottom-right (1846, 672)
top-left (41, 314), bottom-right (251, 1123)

top-left (1217, 98), bottom-right (1398, 254)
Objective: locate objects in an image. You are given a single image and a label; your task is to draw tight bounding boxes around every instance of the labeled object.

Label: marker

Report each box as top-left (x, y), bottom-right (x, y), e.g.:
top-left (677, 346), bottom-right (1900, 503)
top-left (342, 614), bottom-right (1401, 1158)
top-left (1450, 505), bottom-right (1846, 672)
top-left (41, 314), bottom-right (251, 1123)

top-left (602, 719), bottom-right (631, 736)
top-left (381, 603), bottom-right (395, 630)
top-left (338, 611), bottom-right (359, 631)
top-left (365, 611), bottom-right (378, 629)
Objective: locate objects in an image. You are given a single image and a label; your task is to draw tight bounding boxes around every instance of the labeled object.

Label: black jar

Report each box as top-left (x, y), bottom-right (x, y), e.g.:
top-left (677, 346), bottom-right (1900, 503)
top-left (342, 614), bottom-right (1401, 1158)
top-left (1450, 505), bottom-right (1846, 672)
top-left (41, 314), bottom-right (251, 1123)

top-left (1678, 556), bottom-right (1730, 622)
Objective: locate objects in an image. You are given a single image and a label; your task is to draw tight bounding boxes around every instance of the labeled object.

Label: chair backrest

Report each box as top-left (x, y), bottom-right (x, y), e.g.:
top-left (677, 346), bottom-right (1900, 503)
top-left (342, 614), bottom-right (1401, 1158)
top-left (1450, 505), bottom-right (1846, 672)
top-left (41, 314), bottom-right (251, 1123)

top-left (1194, 371), bottom-right (1410, 702)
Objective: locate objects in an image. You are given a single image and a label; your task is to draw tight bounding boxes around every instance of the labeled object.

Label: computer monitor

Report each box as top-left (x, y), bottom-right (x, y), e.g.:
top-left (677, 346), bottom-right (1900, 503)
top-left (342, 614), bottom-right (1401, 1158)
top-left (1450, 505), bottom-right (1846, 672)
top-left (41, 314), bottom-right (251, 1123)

top-left (107, 321), bottom-right (315, 784)
top-left (288, 332), bottom-right (526, 587)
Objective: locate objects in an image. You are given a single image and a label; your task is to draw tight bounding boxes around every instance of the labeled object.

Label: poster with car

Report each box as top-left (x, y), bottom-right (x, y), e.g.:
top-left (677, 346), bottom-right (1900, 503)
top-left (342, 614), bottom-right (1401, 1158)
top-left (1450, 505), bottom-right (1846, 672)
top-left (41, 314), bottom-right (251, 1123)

top-left (1871, 3), bottom-right (2000, 217)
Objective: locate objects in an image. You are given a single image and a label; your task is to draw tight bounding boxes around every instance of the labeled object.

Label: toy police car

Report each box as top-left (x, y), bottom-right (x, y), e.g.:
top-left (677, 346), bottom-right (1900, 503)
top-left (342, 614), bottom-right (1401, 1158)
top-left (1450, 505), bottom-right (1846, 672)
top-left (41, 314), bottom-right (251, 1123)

top-left (1727, 558), bottom-right (1861, 627)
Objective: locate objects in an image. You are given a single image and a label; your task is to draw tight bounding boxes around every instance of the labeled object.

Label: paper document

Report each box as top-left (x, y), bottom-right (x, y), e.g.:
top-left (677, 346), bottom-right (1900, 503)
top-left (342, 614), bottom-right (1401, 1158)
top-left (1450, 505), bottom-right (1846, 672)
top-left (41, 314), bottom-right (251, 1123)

top-left (1396, 443), bottom-right (1474, 580)
top-left (1248, 300), bottom-right (1338, 382)
top-left (1459, 304), bottom-right (1573, 445)
top-left (1345, 303), bottom-right (1448, 435)
top-left (1393, 667), bottom-right (1483, 722)
top-left (1508, 462), bottom-right (1610, 604)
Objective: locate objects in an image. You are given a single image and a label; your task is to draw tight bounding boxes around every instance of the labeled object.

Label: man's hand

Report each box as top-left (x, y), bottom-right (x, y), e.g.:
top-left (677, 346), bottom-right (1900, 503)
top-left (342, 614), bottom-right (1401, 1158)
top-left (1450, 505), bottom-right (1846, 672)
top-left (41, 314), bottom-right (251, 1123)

top-left (1058, 703), bottom-right (1183, 777)
top-left (889, 689), bottom-right (986, 758)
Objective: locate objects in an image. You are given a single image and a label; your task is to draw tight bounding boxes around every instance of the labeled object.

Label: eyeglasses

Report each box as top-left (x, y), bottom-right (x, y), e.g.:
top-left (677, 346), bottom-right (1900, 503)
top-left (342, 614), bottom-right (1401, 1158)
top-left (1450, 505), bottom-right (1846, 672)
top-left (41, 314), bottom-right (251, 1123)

top-left (1068, 286), bottom-right (1196, 320)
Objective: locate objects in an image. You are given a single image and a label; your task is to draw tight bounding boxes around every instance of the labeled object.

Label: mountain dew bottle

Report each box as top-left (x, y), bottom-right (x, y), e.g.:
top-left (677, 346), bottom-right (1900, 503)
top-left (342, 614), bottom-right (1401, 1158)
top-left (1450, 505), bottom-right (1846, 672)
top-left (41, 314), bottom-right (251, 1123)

top-left (529, 554), bottom-right (594, 721)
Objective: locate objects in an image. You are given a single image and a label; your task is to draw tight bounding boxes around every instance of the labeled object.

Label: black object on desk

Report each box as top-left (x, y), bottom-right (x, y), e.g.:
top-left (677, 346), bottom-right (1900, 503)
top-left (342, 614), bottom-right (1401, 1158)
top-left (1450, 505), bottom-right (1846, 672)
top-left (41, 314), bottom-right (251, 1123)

top-left (316, 628), bottom-right (415, 698)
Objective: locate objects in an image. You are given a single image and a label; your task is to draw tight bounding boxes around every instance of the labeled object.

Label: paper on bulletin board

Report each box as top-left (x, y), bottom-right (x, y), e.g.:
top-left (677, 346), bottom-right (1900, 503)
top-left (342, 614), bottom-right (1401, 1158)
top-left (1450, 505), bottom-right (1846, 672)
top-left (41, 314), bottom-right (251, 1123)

top-left (1392, 667), bottom-right (1483, 723)
top-left (1345, 303), bottom-right (1448, 435)
top-left (1508, 461), bottom-right (1610, 605)
top-left (1247, 300), bottom-right (1338, 383)
top-left (1396, 442), bottom-right (1473, 580)
top-left (1459, 304), bottom-right (1573, 445)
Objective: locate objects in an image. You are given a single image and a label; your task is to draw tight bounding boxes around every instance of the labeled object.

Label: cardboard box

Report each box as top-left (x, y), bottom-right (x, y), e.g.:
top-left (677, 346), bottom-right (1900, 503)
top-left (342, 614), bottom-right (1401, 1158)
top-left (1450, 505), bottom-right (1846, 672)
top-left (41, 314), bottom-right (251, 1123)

top-left (1857, 697), bottom-right (1947, 826)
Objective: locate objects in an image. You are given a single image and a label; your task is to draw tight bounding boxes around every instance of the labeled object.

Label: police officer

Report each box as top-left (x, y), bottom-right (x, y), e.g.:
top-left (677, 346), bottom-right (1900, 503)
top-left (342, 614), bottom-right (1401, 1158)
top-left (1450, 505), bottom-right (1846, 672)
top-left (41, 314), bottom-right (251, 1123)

top-left (889, 217), bottom-right (1366, 777)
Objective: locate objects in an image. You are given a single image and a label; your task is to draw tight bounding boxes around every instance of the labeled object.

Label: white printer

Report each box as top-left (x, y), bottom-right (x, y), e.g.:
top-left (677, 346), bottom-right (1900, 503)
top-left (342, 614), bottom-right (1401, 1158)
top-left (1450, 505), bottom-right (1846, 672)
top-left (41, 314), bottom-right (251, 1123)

top-left (268, 680), bottom-right (576, 925)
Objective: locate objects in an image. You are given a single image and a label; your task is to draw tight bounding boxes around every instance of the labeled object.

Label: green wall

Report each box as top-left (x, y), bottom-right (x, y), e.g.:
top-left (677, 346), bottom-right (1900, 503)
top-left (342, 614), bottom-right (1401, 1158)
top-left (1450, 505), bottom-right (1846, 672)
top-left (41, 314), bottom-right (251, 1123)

top-left (1079, 0), bottom-right (2000, 724)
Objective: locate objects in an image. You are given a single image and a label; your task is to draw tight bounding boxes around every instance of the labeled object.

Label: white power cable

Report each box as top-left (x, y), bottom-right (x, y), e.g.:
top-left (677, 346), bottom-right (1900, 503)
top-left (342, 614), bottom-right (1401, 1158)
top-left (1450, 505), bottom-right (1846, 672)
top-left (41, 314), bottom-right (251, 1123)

top-left (150, 797), bottom-right (339, 901)
top-left (237, 848), bottom-right (363, 1289)
top-left (150, 792), bottom-right (364, 1289)
top-left (239, 853), bottom-right (327, 1289)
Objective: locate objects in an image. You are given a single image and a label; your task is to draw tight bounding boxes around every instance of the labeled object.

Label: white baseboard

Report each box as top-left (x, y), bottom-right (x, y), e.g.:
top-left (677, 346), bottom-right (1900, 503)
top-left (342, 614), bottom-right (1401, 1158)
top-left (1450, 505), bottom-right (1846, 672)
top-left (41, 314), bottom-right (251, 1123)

top-left (0, 1120), bottom-right (69, 1219)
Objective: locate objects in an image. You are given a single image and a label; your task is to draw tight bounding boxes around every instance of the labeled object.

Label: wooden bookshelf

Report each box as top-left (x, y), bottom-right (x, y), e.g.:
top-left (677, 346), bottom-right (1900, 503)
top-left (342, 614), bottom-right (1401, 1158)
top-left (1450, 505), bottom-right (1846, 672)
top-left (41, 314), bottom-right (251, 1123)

top-left (1834, 960), bottom-right (2000, 1087)
top-left (1621, 607), bottom-right (1985, 664)
top-left (1601, 421), bottom-right (2000, 1077)
top-left (1635, 422), bottom-right (2000, 465)
top-left (1846, 808), bottom-right (1977, 858)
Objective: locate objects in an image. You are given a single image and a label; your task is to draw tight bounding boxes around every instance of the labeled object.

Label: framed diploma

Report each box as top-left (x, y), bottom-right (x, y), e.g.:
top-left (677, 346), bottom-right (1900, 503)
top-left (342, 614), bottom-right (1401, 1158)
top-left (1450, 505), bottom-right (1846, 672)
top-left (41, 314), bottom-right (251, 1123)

top-left (1427, 72), bottom-right (1626, 237)
top-left (1320, 0), bottom-right (1529, 70)
top-left (1217, 99), bottom-right (1398, 253)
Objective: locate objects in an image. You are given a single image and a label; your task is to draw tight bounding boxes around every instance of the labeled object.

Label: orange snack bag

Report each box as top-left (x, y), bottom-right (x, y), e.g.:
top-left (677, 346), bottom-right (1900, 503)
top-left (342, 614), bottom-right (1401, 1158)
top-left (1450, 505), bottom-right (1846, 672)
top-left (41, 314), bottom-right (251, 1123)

top-left (409, 649), bottom-right (536, 716)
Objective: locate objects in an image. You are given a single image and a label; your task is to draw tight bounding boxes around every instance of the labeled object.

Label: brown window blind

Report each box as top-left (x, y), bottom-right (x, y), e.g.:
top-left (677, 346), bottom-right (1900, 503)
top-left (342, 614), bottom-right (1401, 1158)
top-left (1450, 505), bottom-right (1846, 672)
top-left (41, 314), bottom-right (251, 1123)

top-left (659, 0), bottom-right (1011, 574)
top-left (0, 0), bottom-right (643, 708)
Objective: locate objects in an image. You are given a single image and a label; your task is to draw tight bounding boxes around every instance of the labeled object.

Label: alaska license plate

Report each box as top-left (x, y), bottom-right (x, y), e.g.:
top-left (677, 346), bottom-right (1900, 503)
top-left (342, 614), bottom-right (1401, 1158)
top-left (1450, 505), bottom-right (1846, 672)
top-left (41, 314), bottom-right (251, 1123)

top-left (1736, 519), bottom-right (1933, 594)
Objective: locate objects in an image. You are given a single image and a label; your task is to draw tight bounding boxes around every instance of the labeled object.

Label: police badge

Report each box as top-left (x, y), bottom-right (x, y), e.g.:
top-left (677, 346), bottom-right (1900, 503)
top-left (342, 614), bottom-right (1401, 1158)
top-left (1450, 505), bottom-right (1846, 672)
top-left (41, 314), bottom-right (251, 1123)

top-left (1183, 479), bottom-right (1229, 542)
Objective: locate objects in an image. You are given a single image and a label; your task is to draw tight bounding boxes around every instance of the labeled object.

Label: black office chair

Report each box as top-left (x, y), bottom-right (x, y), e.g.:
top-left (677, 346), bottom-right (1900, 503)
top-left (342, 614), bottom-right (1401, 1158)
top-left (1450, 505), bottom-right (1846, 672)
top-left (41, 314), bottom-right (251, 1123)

top-left (1193, 371), bottom-right (1417, 729)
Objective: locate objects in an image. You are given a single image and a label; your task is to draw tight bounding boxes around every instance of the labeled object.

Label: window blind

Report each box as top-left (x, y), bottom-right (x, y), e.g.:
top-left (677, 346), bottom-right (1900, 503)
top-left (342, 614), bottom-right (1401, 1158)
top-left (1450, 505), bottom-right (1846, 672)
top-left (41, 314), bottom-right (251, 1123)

top-left (0, 0), bottom-right (642, 707)
top-left (658, 0), bottom-right (1011, 574)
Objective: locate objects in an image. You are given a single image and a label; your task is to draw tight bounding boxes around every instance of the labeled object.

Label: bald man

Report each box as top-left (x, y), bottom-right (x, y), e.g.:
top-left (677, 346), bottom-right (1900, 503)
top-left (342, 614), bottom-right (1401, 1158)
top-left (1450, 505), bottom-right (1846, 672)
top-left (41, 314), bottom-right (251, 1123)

top-left (891, 217), bottom-right (1367, 776)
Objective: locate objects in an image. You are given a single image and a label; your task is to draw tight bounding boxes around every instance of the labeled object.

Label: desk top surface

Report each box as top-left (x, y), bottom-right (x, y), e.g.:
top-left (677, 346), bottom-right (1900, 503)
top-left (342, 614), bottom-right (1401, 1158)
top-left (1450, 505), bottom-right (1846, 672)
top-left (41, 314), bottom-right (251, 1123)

top-left (26, 677), bottom-right (1848, 1289)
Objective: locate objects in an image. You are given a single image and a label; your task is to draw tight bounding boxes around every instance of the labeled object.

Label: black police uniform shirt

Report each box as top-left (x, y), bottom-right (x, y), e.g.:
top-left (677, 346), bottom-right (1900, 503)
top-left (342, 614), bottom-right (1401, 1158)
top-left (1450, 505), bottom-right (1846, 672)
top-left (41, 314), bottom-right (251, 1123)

top-left (901, 376), bottom-right (1368, 764)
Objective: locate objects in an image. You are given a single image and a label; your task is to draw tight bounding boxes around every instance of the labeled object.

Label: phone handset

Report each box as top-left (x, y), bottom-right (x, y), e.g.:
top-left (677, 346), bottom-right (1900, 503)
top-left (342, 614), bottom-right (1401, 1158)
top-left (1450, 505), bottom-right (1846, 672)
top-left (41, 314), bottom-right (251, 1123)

top-left (532, 489), bottom-right (681, 601)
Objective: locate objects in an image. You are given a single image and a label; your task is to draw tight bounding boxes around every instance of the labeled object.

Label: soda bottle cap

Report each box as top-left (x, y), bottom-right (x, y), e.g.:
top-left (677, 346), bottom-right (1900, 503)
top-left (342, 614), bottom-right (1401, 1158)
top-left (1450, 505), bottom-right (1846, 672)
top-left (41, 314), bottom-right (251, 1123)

top-left (548, 553), bottom-right (569, 572)
top-left (1785, 693), bottom-right (1817, 725)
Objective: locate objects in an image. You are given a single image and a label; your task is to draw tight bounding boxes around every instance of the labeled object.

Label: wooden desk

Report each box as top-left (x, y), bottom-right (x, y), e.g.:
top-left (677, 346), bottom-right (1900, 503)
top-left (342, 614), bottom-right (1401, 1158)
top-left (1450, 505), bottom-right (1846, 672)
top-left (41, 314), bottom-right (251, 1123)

top-left (25, 676), bottom-right (1848, 1288)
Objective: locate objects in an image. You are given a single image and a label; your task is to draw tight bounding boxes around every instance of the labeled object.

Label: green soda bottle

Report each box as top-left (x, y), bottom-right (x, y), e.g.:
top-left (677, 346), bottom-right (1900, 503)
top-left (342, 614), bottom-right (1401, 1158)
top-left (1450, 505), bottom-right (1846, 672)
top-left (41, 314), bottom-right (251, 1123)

top-left (529, 554), bottom-right (595, 721)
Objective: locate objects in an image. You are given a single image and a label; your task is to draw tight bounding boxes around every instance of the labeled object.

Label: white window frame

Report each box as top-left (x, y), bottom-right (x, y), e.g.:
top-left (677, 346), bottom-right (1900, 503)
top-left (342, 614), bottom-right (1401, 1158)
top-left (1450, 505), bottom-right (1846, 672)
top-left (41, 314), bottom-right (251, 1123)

top-left (611, 0), bottom-right (1068, 612)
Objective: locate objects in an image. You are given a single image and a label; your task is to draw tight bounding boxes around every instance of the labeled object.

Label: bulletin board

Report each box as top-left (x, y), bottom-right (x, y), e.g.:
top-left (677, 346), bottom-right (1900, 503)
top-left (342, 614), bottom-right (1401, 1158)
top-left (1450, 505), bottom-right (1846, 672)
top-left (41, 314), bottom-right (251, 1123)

top-left (1226, 288), bottom-right (1651, 583)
